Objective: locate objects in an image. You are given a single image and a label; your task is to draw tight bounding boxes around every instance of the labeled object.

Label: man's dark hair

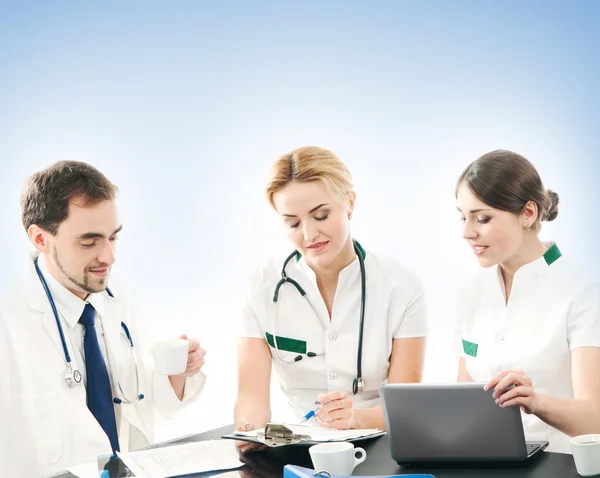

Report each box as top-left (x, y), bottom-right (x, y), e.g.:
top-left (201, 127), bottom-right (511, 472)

top-left (21, 160), bottom-right (118, 235)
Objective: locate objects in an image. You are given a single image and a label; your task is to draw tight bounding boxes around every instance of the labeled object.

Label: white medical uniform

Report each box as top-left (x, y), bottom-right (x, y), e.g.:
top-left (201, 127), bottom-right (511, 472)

top-left (240, 243), bottom-right (428, 420)
top-left (454, 243), bottom-right (600, 454)
top-left (0, 252), bottom-right (206, 477)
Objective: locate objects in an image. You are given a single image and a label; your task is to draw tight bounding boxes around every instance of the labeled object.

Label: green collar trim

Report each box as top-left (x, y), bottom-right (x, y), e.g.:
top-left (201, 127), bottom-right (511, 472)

top-left (295, 240), bottom-right (366, 262)
top-left (543, 243), bottom-right (562, 266)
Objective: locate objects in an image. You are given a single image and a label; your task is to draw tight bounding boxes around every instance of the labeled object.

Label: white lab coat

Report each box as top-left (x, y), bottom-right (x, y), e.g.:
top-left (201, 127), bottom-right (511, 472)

top-left (0, 253), bottom-right (206, 477)
top-left (240, 244), bottom-right (428, 420)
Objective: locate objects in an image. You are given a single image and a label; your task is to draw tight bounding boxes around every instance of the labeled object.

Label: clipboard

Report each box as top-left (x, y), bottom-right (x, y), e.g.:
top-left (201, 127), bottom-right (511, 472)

top-left (284, 464), bottom-right (435, 477)
top-left (222, 423), bottom-right (385, 447)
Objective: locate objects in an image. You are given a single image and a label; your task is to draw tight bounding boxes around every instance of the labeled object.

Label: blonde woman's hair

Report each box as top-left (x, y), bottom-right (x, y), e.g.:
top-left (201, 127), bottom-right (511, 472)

top-left (266, 146), bottom-right (354, 208)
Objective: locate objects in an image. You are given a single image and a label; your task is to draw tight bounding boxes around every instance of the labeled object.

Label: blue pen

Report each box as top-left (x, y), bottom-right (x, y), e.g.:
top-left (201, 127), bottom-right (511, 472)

top-left (300, 401), bottom-right (321, 423)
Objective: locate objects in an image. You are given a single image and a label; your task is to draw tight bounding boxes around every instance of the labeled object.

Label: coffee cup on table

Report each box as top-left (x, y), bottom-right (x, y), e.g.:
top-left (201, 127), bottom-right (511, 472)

top-left (309, 442), bottom-right (367, 475)
top-left (571, 434), bottom-right (600, 477)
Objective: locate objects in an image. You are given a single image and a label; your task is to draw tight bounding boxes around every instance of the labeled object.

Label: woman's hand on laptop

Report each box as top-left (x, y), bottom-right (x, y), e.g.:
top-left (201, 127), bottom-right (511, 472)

top-left (314, 390), bottom-right (356, 429)
top-left (484, 370), bottom-right (539, 414)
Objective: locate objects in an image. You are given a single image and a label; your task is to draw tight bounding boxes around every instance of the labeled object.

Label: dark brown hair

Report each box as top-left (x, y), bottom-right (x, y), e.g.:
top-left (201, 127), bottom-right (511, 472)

top-left (21, 160), bottom-right (118, 235)
top-left (457, 150), bottom-right (559, 230)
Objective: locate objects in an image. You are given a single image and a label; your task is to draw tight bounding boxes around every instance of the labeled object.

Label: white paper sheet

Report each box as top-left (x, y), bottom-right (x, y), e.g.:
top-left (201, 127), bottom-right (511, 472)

top-left (66, 461), bottom-right (98, 478)
top-left (234, 423), bottom-right (383, 442)
top-left (117, 439), bottom-right (243, 478)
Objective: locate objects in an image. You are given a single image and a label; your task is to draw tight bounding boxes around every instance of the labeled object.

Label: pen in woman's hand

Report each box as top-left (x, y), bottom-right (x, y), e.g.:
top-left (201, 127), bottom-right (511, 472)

top-left (300, 401), bottom-right (321, 423)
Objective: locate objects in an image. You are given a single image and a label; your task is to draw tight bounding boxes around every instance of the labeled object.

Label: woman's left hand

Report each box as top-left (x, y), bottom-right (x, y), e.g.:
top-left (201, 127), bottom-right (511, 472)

top-left (484, 370), bottom-right (540, 414)
top-left (314, 390), bottom-right (355, 429)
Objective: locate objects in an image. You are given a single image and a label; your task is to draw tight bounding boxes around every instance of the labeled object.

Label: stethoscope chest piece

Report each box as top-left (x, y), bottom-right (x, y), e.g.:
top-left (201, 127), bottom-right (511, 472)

top-left (65, 363), bottom-right (82, 389)
top-left (352, 377), bottom-right (365, 395)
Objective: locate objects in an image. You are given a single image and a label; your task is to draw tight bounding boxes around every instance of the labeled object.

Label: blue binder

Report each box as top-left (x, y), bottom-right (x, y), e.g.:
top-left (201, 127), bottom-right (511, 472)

top-left (283, 465), bottom-right (435, 478)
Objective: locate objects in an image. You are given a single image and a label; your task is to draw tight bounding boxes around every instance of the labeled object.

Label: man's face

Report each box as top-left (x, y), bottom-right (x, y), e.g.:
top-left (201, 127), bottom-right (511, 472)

top-left (41, 198), bottom-right (121, 298)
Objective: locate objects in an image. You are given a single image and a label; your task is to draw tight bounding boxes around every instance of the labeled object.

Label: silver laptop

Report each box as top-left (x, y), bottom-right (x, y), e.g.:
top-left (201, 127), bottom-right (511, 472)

top-left (380, 382), bottom-right (548, 464)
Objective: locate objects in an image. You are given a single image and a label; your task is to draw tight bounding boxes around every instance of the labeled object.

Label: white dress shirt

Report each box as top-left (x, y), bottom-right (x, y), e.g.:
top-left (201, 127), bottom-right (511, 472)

top-left (37, 255), bottom-right (124, 434)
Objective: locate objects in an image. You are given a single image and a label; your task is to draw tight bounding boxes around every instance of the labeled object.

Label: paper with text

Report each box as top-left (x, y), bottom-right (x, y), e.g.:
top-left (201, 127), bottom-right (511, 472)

top-left (117, 439), bottom-right (243, 478)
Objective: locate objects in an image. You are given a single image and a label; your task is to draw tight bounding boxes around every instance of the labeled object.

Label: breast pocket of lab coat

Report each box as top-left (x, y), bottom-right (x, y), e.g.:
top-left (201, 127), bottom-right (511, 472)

top-left (267, 332), bottom-right (327, 390)
top-left (30, 392), bottom-right (64, 464)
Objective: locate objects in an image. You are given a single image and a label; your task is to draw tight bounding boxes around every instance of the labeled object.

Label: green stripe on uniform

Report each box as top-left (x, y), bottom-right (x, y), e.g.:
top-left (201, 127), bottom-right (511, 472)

top-left (265, 332), bottom-right (307, 354)
top-left (462, 338), bottom-right (478, 357)
top-left (543, 243), bottom-right (562, 266)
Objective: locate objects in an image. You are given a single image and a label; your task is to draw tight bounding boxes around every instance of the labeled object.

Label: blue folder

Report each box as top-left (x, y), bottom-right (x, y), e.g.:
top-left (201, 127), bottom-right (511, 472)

top-left (283, 464), bottom-right (435, 478)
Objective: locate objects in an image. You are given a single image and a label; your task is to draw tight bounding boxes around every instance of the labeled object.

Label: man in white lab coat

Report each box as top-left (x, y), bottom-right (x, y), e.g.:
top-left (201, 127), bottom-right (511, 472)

top-left (0, 161), bottom-right (207, 477)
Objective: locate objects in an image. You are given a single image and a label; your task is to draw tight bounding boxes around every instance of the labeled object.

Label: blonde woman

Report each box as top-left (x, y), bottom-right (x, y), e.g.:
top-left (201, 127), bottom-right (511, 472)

top-left (234, 146), bottom-right (427, 451)
top-left (455, 150), bottom-right (600, 453)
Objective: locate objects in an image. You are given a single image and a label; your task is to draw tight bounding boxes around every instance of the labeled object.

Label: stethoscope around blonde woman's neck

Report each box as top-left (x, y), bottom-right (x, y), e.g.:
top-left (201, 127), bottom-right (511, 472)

top-left (270, 239), bottom-right (367, 395)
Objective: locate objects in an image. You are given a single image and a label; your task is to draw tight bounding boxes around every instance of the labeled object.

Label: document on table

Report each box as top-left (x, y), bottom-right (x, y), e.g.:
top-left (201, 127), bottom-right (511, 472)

top-left (226, 423), bottom-right (384, 445)
top-left (117, 439), bottom-right (243, 478)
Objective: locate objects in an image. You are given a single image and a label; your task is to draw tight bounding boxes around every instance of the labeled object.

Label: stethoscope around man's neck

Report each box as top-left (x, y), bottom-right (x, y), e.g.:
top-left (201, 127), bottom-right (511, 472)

top-left (34, 257), bottom-right (144, 404)
top-left (271, 240), bottom-right (366, 395)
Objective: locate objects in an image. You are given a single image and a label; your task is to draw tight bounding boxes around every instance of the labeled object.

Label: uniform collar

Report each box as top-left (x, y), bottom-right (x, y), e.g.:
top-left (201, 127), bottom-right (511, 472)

top-left (37, 254), bottom-right (108, 328)
top-left (520, 242), bottom-right (562, 272)
top-left (543, 242), bottom-right (562, 266)
top-left (296, 241), bottom-right (365, 290)
top-left (495, 242), bottom-right (562, 289)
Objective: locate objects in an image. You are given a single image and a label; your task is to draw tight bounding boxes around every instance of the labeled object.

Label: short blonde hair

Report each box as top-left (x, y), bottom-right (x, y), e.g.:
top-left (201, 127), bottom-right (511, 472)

top-left (266, 146), bottom-right (354, 208)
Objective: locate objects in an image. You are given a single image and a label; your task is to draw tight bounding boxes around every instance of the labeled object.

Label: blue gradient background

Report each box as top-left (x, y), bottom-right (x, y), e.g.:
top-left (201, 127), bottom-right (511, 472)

top-left (1, 2), bottom-right (598, 439)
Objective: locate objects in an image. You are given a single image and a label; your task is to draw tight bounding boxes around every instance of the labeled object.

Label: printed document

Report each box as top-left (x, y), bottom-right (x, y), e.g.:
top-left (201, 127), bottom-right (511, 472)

top-left (117, 439), bottom-right (243, 478)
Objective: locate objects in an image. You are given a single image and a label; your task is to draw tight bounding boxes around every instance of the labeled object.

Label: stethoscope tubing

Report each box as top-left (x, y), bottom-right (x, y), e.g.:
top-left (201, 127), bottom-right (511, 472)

top-left (34, 257), bottom-right (143, 402)
top-left (271, 241), bottom-right (366, 394)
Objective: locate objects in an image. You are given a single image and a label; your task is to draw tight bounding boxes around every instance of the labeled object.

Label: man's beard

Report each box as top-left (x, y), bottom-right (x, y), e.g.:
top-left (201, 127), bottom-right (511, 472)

top-left (53, 247), bottom-right (108, 294)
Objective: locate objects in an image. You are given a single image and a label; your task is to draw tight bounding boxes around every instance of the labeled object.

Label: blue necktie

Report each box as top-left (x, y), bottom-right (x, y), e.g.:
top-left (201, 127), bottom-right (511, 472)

top-left (79, 303), bottom-right (120, 453)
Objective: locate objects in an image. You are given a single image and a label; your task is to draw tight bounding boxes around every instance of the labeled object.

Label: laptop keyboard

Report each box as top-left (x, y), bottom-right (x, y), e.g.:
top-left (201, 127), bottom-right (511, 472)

top-left (526, 443), bottom-right (541, 456)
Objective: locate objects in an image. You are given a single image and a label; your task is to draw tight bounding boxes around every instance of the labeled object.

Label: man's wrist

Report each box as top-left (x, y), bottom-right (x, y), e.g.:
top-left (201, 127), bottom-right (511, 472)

top-left (168, 375), bottom-right (186, 400)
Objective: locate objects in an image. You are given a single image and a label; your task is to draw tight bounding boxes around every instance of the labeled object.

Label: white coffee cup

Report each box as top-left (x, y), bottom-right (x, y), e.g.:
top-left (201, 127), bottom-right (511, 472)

top-left (309, 442), bottom-right (367, 476)
top-left (151, 338), bottom-right (189, 375)
top-left (571, 434), bottom-right (600, 477)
